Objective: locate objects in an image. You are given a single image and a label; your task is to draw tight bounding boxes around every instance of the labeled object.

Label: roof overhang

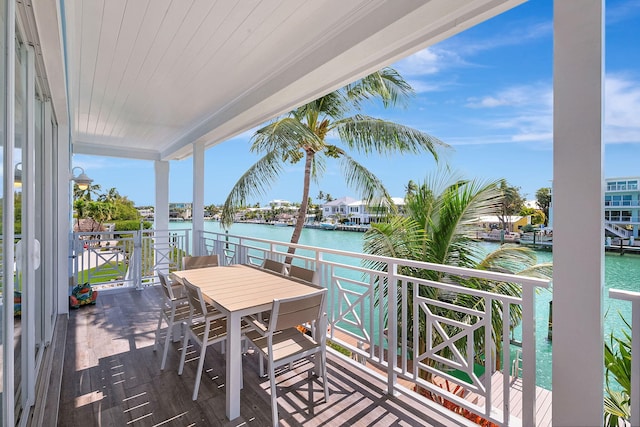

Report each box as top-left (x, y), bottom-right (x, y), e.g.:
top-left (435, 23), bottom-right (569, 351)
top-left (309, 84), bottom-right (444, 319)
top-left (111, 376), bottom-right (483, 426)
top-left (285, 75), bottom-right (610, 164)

top-left (36, 0), bottom-right (526, 161)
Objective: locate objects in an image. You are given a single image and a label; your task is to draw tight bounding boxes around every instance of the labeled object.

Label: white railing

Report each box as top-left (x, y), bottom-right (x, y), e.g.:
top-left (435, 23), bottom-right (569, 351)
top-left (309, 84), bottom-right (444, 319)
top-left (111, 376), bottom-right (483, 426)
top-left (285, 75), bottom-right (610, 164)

top-left (201, 230), bottom-right (551, 426)
top-left (605, 223), bottom-right (632, 238)
top-left (72, 228), bottom-right (191, 289)
top-left (609, 289), bottom-right (639, 427)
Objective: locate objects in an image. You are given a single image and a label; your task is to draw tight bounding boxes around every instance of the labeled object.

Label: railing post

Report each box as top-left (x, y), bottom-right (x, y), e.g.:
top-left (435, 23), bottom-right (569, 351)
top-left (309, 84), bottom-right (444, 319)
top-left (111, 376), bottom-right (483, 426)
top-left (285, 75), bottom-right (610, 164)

top-left (135, 230), bottom-right (143, 289)
top-left (632, 299), bottom-right (639, 427)
top-left (610, 289), bottom-right (640, 427)
top-left (521, 284), bottom-right (536, 427)
top-left (386, 261), bottom-right (398, 395)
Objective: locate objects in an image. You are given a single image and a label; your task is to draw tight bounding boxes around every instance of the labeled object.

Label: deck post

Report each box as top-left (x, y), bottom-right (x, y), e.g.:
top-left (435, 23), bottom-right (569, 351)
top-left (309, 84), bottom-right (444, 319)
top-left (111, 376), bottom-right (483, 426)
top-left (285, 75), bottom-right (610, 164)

top-left (386, 262), bottom-right (398, 395)
top-left (154, 161), bottom-right (170, 273)
top-left (552, 1), bottom-right (605, 425)
top-left (192, 141), bottom-right (205, 256)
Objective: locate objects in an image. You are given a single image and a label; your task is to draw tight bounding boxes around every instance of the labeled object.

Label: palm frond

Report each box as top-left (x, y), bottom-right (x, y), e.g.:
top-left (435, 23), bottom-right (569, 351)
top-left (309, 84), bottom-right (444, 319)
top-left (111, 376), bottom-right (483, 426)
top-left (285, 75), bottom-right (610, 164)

top-left (339, 154), bottom-right (393, 207)
top-left (334, 115), bottom-right (448, 160)
top-left (344, 67), bottom-right (413, 108)
top-left (220, 152), bottom-right (284, 227)
top-left (251, 117), bottom-right (322, 155)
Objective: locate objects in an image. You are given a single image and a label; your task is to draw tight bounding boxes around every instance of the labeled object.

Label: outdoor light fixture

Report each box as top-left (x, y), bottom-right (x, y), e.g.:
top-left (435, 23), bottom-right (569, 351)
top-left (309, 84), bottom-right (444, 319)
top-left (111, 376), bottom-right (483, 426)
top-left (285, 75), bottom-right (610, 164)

top-left (71, 166), bottom-right (93, 190)
top-left (14, 162), bottom-right (22, 189)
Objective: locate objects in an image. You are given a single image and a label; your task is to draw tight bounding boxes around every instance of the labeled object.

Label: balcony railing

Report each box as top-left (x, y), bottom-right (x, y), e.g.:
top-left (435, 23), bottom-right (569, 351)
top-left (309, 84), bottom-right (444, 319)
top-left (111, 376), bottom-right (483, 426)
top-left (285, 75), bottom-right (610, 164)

top-left (198, 230), bottom-right (551, 426)
top-left (72, 228), bottom-right (191, 288)
top-left (609, 289), bottom-right (639, 427)
top-left (72, 228), bottom-right (551, 425)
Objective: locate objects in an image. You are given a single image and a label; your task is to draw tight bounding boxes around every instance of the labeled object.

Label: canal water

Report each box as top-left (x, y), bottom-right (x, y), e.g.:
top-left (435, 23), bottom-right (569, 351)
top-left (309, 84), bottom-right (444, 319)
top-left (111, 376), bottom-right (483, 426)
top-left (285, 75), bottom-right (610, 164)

top-left (173, 221), bottom-right (636, 390)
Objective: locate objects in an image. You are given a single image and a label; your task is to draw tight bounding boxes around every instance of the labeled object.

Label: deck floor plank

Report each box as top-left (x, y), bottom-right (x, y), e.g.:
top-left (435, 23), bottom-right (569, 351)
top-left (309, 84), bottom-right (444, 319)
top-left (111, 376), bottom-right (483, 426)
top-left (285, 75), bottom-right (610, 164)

top-left (57, 287), bottom-right (475, 426)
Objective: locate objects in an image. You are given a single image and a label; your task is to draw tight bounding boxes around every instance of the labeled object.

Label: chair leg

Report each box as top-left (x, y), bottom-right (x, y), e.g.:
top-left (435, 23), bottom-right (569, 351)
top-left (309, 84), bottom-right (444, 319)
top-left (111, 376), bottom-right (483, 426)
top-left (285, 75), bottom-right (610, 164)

top-left (160, 318), bottom-right (173, 370)
top-left (178, 333), bottom-right (189, 375)
top-left (321, 351), bottom-right (329, 402)
top-left (154, 311), bottom-right (164, 351)
top-left (193, 340), bottom-right (208, 400)
top-left (269, 361), bottom-right (279, 427)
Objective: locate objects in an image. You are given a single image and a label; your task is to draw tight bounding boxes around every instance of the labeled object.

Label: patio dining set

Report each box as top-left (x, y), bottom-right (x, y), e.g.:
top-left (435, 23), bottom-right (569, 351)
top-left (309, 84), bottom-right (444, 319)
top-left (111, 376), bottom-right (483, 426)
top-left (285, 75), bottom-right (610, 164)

top-left (153, 255), bottom-right (329, 427)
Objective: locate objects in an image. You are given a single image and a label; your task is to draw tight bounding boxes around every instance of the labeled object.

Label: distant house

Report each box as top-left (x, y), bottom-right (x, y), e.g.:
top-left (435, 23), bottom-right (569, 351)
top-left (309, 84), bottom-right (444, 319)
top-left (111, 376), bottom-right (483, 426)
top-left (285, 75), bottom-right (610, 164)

top-left (322, 197), bottom-right (358, 220)
top-left (322, 196), bottom-right (405, 224)
top-left (604, 177), bottom-right (640, 238)
top-left (73, 218), bottom-right (105, 233)
top-left (169, 202), bottom-right (192, 219)
top-left (475, 215), bottom-right (531, 232)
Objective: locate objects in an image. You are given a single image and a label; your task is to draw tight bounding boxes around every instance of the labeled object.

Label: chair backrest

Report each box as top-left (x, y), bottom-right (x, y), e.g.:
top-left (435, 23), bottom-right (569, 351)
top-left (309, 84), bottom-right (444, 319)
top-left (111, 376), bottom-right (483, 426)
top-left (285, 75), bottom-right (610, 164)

top-left (270, 289), bottom-right (327, 333)
top-left (184, 254), bottom-right (219, 270)
top-left (261, 259), bottom-right (285, 274)
top-left (287, 265), bottom-right (319, 285)
top-left (182, 279), bottom-right (208, 318)
top-left (157, 270), bottom-right (176, 300)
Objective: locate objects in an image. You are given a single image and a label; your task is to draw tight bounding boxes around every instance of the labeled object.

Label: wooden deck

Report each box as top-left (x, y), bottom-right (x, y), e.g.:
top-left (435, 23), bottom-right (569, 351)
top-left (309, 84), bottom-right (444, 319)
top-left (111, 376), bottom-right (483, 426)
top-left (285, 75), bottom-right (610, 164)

top-left (54, 287), bottom-right (462, 427)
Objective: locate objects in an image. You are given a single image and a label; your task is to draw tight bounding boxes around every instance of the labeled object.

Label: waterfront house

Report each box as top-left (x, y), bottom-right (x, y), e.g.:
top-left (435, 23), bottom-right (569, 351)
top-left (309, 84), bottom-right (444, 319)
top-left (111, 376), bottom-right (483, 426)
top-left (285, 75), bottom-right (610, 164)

top-left (476, 215), bottom-right (532, 233)
top-left (322, 197), bottom-right (405, 224)
top-left (0, 2), bottom-right (627, 426)
top-left (604, 177), bottom-right (640, 239)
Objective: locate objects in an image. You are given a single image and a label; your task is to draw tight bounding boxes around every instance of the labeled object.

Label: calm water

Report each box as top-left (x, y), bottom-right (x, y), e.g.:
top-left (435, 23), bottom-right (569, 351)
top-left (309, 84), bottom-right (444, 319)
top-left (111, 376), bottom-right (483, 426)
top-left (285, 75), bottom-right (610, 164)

top-left (174, 221), bottom-right (636, 390)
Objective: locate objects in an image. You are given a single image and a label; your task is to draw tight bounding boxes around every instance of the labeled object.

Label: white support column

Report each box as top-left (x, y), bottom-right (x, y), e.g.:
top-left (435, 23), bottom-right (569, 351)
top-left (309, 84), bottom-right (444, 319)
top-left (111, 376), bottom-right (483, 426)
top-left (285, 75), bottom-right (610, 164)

top-left (155, 161), bottom-right (170, 272)
top-left (552, 1), bottom-right (604, 425)
top-left (22, 44), bottom-right (36, 407)
top-left (192, 142), bottom-right (205, 256)
top-left (2, 1), bottom-right (16, 423)
top-left (42, 100), bottom-right (54, 343)
top-left (58, 123), bottom-right (71, 314)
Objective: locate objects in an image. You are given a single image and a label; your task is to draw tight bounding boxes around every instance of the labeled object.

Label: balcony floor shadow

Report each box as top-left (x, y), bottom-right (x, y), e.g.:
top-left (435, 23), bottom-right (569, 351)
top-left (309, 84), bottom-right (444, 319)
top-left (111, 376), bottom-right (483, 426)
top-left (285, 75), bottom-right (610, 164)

top-left (56, 286), bottom-right (456, 426)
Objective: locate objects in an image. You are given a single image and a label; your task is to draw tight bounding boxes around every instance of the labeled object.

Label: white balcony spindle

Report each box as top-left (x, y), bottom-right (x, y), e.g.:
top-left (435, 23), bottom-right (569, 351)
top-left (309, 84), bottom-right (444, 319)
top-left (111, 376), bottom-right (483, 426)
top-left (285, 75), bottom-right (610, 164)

top-left (609, 289), bottom-right (640, 427)
top-left (521, 284), bottom-right (536, 426)
top-left (387, 262), bottom-right (398, 394)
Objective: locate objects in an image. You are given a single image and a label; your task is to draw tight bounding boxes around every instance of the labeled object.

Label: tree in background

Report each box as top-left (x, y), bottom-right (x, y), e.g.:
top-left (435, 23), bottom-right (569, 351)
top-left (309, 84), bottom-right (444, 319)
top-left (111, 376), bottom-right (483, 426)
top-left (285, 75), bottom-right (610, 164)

top-left (519, 206), bottom-right (546, 226)
top-left (73, 183), bottom-right (102, 201)
top-left (74, 185), bottom-right (141, 229)
top-left (497, 180), bottom-right (526, 231)
top-left (220, 67), bottom-right (447, 257)
top-left (535, 187), bottom-right (552, 226)
top-left (363, 171), bottom-right (551, 377)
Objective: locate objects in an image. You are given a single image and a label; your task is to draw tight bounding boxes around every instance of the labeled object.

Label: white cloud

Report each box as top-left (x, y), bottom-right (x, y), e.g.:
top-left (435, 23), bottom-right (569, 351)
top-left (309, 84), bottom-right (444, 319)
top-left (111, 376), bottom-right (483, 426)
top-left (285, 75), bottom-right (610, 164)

top-left (605, 75), bottom-right (640, 143)
top-left (442, 21), bottom-right (552, 57)
top-left (394, 47), bottom-right (464, 77)
top-left (454, 74), bottom-right (640, 147)
top-left (606, 0), bottom-right (640, 25)
top-left (466, 84), bottom-right (552, 109)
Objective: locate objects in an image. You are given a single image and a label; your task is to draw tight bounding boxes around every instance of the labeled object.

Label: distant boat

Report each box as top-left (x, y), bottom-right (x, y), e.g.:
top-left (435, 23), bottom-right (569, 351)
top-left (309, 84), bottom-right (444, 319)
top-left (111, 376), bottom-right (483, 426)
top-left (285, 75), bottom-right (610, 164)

top-left (320, 222), bottom-right (337, 230)
top-left (273, 221), bottom-right (290, 227)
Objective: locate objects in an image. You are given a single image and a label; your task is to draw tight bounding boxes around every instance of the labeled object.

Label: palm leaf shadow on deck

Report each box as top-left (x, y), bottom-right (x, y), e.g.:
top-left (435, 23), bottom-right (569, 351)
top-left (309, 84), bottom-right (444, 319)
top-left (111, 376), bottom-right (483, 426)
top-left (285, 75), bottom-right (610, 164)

top-left (57, 287), bottom-right (450, 426)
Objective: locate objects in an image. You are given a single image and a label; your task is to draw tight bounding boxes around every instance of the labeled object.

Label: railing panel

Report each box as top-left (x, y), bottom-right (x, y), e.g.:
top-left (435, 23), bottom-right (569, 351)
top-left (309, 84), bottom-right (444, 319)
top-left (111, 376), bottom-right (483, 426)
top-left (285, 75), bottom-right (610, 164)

top-left (194, 230), bottom-right (551, 425)
top-left (609, 289), bottom-right (639, 427)
top-left (73, 228), bottom-right (190, 289)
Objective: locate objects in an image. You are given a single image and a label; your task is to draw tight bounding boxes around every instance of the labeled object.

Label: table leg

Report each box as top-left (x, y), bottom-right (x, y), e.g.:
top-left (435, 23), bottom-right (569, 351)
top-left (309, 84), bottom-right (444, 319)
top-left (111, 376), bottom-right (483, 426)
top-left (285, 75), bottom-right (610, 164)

top-left (226, 311), bottom-right (242, 420)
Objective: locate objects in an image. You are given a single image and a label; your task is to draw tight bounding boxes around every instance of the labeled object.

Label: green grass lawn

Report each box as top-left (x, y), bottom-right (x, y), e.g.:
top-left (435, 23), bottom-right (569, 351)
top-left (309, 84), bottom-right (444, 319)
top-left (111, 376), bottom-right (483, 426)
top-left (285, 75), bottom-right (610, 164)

top-left (78, 261), bottom-right (127, 284)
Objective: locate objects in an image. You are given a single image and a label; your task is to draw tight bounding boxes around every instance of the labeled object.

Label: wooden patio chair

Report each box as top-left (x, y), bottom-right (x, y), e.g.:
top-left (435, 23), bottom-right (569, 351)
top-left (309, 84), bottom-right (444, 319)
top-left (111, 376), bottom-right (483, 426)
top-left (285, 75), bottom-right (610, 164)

top-left (178, 278), bottom-right (239, 400)
top-left (244, 288), bottom-right (329, 427)
top-left (154, 270), bottom-right (191, 370)
top-left (261, 258), bottom-right (285, 274)
top-left (183, 254), bottom-right (219, 270)
top-left (287, 264), bottom-right (319, 285)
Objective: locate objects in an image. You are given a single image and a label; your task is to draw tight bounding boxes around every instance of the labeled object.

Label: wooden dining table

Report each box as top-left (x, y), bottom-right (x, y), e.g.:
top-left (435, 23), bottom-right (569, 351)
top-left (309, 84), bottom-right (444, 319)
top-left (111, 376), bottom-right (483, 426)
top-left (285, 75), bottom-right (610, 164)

top-left (170, 263), bottom-right (321, 420)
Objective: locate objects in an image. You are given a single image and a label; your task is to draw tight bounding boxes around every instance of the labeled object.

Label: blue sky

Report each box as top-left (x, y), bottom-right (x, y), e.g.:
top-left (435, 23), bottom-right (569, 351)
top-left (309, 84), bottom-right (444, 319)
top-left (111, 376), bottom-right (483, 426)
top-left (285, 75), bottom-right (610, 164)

top-left (75, 0), bottom-right (640, 207)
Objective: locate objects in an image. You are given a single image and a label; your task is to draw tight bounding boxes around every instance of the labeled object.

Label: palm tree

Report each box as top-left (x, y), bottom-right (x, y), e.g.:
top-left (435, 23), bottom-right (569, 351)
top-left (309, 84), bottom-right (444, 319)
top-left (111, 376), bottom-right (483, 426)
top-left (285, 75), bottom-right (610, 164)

top-left (363, 172), bottom-right (551, 380)
top-left (220, 67), bottom-right (447, 257)
top-left (73, 183), bottom-right (102, 201)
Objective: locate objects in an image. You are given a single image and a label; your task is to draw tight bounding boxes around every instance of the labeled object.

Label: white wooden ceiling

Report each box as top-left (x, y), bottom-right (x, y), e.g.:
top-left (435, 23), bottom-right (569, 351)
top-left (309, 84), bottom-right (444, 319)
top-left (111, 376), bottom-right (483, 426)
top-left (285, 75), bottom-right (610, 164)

top-left (35, 0), bottom-right (525, 161)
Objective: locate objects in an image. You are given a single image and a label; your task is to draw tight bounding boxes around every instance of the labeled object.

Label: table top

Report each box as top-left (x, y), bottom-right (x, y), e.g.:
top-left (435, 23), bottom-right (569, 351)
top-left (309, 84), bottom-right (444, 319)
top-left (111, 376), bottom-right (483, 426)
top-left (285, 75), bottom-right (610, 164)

top-left (171, 264), bottom-right (320, 314)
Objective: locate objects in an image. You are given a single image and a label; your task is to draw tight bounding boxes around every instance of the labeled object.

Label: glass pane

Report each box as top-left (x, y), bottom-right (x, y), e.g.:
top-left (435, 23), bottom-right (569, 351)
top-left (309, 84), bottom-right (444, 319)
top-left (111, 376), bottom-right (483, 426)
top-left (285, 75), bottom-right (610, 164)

top-left (14, 41), bottom-right (26, 420)
top-left (0, 0), bottom-right (5, 417)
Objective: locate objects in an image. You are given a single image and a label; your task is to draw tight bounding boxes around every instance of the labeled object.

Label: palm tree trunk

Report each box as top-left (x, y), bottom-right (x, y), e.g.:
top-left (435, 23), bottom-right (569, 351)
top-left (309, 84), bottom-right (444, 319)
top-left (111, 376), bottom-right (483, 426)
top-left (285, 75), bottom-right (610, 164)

top-left (286, 150), bottom-right (314, 264)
